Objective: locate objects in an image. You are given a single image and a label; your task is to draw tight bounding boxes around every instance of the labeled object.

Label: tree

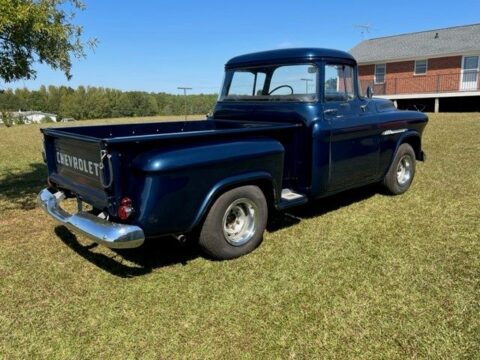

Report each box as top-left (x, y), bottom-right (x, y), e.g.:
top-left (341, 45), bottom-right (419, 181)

top-left (0, 85), bottom-right (219, 120)
top-left (0, 0), bottom-right (96, 83)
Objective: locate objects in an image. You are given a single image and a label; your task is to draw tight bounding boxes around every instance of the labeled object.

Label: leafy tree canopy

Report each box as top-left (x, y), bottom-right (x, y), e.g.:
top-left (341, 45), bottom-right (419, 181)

top-left (0, 0), bottom-right (96, 83)
top-left (0, 86), bottom-right (218, 120)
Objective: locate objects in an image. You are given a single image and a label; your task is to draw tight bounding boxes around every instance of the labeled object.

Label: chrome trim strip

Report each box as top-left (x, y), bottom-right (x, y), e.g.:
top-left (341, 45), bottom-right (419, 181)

top-left (37, 188), bottom-right (145, 249)
top-left (381, 128), bottom-right (408, 136)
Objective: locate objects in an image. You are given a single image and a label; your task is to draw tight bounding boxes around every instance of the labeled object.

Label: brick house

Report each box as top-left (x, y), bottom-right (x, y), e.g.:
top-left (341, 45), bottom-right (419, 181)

top-left (350, 24), bottom-right (480, 112)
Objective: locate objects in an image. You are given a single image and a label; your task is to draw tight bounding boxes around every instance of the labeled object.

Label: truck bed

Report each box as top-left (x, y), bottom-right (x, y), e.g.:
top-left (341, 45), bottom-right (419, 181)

top-left (41, 119), bottom-right (304, 212)
top-left (41, 119), bottom-right (301, 144)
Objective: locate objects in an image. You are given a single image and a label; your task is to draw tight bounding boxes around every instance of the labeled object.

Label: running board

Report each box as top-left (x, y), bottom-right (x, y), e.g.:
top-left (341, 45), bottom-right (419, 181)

top-left (278, 189), bottom-right (308, 209)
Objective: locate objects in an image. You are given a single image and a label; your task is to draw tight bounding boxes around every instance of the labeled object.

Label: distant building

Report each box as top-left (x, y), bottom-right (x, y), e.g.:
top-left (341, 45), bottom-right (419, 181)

top-left (350, 23), bottom-right (480, 112)
top-left (11, 111), bottom-right (57, 124)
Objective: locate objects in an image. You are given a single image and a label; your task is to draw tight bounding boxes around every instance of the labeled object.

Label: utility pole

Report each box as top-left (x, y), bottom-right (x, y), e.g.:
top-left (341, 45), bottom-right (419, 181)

top-left (177, 86), bottom-right (192, 120)
top-left (300, 78), bottom-right (313, 93)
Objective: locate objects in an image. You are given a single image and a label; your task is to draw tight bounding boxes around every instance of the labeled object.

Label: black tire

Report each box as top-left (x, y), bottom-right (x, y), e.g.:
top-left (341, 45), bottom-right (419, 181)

top-left (383, 143), bottom-right (416, 195)
top-left (199, 185), bottom-right (268, 260)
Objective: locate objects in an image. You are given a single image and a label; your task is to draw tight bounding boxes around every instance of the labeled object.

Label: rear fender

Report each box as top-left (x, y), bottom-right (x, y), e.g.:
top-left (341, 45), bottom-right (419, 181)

top-left (188, 171), bottom-right (278, 232)
top-left (130, 139), bottom-right (284, 236)
top-left (132, 139), bottom-right (284, 173)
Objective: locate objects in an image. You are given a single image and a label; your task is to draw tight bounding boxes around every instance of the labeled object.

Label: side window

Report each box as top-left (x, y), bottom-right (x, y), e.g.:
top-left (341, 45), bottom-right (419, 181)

top-left (324, 64), bottom-right (355, 102)
top-left (254, 73), bottom-right (266, 95)
top-left (228, 71), bottom-right (255, 96)
top-left (228, 71), bottom-right (266, 96)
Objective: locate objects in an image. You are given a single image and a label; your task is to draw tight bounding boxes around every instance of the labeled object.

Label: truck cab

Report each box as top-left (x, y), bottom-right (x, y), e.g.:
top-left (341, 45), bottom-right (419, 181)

top-left (38, 48), bottom-right (428, 260)
top-left (214, 48), bottom-right (426, 197)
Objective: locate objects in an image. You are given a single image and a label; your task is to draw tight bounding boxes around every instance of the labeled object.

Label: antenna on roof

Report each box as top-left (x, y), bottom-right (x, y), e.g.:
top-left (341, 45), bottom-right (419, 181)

top-left (354, 24), bottom-right (373, 40)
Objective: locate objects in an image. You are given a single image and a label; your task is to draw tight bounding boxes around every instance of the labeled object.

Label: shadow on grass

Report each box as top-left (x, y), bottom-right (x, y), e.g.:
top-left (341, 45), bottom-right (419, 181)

top-left (268, 184), bottom-right (379, 232)
top-left (54, 184), bottom-right (379, 277)
top-left (0, 162), bottom-right (47, 210)
top-left (55, 226), bottom-right (200, 278)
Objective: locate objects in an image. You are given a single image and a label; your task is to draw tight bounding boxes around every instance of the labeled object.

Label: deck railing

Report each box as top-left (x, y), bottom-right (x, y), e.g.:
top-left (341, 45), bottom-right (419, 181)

top-left (361, 71), bottom-right (480, 96)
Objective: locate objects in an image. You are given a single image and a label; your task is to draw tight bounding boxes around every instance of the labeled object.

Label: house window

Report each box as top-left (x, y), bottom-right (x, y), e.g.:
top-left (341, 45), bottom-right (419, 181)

top-left (414, 60), bottom-right (428, 75)
top-left (374, 64), bottom-right (386, 84)
top-left (463, 56), bottom-right (479, 71)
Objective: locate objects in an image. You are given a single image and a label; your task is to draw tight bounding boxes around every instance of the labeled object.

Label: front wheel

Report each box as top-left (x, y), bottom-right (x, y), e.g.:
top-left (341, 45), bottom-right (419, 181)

top-left (199, 185), bottom-right (268, 260)
top-left (383, 143), bottom-right (416, 195)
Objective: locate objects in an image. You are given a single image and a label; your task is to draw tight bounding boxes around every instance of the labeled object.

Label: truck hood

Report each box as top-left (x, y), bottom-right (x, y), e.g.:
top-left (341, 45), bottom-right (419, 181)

top-left (372, 98), bottom-right (397, 113)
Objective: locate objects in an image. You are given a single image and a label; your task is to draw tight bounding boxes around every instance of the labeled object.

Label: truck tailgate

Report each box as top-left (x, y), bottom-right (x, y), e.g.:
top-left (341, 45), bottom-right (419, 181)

top-left (44, 134), bottom-right (109, 207)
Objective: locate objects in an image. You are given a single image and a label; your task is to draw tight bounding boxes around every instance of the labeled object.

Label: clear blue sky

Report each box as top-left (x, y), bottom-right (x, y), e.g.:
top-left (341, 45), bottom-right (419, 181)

top-left (7, 0), bottom-right (480, 94)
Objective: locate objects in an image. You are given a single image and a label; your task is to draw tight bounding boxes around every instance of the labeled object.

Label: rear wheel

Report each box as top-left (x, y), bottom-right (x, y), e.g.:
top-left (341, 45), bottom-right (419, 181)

top-left (199, 185), bottom-right (268, 260)
top-left (383, 143), bottom-right (416, 195)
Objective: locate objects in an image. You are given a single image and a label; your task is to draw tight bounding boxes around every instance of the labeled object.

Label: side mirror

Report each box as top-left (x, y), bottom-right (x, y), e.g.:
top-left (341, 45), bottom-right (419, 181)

top-left (366, 86), bottom-right (373, 99)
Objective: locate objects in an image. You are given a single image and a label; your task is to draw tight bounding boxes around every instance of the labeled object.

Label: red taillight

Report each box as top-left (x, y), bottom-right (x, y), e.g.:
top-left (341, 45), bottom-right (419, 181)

top-left (118, 197), bottom-right (133, 220)
top-left (120, 197), bottom-right (132, 207)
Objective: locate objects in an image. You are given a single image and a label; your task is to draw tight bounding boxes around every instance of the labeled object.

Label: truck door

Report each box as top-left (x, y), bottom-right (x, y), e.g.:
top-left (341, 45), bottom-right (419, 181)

top-left (322, 62), bottom-right (379, 191)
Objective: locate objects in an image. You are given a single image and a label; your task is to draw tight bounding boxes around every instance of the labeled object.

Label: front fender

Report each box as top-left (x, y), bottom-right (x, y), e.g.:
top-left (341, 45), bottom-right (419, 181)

top-left (396, 130), bottom-right (422, 159)
top-left (380, 130), bottom-right (422, 177)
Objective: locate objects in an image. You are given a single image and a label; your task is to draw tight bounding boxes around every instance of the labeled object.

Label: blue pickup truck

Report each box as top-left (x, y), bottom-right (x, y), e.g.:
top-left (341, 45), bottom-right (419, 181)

top-left (38, 48), bottom-right (428, 260)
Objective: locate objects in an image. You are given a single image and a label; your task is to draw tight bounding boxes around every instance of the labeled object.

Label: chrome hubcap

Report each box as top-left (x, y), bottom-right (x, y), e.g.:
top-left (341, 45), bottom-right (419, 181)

top-left (396, 155), bottom-right (412, 186)
top-left (222, 198), bottom-right (258, 246)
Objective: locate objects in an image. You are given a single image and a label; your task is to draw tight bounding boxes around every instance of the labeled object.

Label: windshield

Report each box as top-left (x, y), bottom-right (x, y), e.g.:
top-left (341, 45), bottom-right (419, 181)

top-left (220, 64), bottom-right (318, 102)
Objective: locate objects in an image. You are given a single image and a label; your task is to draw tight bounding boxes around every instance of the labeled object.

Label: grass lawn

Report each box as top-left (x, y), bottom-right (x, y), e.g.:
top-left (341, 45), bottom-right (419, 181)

top-left (0, 113), bottom-right (479, 359)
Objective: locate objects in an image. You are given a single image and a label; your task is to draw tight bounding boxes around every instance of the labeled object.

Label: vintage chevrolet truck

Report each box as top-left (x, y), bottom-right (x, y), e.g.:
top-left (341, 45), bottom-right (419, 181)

top-left (38, 48), bottom-right (428, 260)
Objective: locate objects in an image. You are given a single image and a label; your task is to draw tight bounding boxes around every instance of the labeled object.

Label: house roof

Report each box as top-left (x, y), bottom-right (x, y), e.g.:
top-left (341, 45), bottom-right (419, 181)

top-left (350, 23), bottom-right (480, 64)
top-left (226, 48), bottom-right (354, 68)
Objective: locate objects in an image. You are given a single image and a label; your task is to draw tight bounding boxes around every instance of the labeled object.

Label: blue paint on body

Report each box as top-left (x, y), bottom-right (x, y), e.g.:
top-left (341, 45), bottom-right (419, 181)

top-left (41, 48), bottom-right (428, 238)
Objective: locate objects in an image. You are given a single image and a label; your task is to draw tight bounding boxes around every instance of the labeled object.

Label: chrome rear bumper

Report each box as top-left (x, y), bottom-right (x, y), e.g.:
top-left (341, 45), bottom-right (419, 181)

top-left (37, 188), bottom-right (145, 249)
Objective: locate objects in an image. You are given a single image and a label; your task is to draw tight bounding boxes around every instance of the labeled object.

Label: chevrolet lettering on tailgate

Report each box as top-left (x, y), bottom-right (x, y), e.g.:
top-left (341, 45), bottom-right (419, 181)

top-left (56, 151), bottom-right (101, 177)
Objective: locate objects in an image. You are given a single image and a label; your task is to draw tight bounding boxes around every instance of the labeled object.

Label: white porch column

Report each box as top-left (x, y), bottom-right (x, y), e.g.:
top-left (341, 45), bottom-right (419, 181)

top-left (434, 98), bottom-right (440, 113)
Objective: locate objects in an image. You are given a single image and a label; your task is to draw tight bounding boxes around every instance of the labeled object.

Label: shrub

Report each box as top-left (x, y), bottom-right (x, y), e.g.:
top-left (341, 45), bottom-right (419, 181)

top-left (40, 116), bottom-right (54, 123)
top-left (1, 111), bottom-right (15, 127)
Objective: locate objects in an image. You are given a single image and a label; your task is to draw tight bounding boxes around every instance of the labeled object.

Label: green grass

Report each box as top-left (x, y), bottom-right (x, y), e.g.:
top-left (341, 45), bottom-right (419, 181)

top-left (0, 113), bottom-right (479, 359)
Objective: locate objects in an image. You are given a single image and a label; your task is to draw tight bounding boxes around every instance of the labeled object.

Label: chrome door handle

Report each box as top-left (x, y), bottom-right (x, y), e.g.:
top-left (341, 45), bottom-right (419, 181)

top-left (323, 108), bottom-right (338, 115)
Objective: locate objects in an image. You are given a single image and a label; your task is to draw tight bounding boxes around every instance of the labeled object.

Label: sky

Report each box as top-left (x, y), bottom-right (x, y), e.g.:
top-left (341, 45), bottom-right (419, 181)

top-left (5, 0), bottom-right (480, 94)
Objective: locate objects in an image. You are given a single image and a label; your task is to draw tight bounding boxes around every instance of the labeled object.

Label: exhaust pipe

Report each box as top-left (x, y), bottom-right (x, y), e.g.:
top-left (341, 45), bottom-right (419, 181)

top-left (175, 234), bottom-right (187, 245)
